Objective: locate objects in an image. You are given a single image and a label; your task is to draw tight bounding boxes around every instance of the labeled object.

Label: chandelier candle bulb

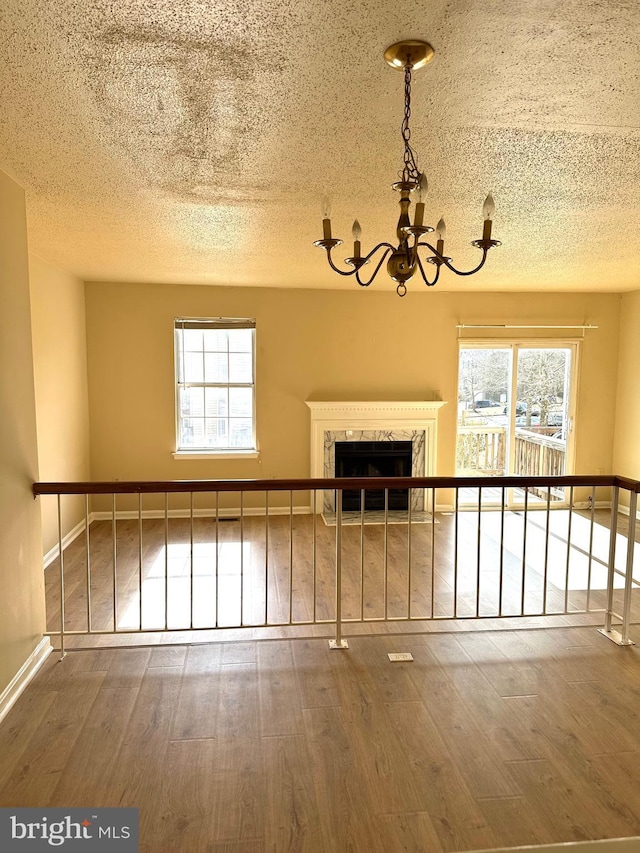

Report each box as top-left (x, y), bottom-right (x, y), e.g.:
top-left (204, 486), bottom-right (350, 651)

top-left (482, 193), bottom-right (495, 241)
top-left (436, 217), bottom-right (446, 254)
top-left (351, 220), bottom-right (362, 258)
top-left (352, 219), bottom-right (361, 250)
top-left (417, 173), bottom-right (428, 201)
top-left (414, 172), bottom-right (427, 227)
top-left (321, 197), bottom-right (332, 239)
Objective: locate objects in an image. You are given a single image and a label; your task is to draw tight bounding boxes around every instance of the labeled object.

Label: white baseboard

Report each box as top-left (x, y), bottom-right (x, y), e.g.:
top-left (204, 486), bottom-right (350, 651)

top-left (574, 500), bottom-right (612, 510)
top-left (618, 503), bottom-right (640, 521)
top-left (91, 505), bottom-right (311, 521)
top-left (436, 500), bottom-right (613, 513)
top-left (43, 517), bottom-right (88, 569)
top-left (0, 637), bottom-right (52, 726)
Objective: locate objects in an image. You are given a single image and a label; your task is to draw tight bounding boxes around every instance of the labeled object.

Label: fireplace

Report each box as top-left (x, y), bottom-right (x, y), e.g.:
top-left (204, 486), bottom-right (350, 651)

top-left (335, 441), bottom-right (412, 510)
top-left (305, 400), bottom-right (446, 516)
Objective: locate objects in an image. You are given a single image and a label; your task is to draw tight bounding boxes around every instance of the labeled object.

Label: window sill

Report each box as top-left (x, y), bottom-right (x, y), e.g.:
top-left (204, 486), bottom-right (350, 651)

top-left (173, 450), bottom-right (260, 460)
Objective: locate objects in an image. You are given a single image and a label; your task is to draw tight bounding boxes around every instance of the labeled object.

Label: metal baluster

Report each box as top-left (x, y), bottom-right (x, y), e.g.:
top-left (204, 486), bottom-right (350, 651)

top-left (454, 487), bottom-right (459, 618)
top-left (407, 488), bottom-right (412, 619)
top-left (312, 490), bottom-right (317, 625)
top-left (603, 486), bottom-right (619, 633)
top-left (112, 494), bottom-right (117, 632)
top-left (476, 487), bottom-right (482, 617)
top-left (621, 490), bottom-right (637, 646)
top-left (138, 493), bottom-right (143, 631)
top-left (215, 491), bottom-right (220, 628)
top-left (85, 494), bottom-right (92, 634)
top-left (360, 488), bottom-right (365, 622)
top-left (240, 491), bottom-right (245, 627)
top-left (164, 493), bottom-right (169, 630)
top-left (586, 485), bottom-right (596, 612)
top-left (383, 488), bottom-right (389, 619)
top-left (521, 488), bottom-right (528, 615)
top-left (190, 492), bottom-right (194, 629)
top-left (543, 486), bottom-right (551, 614)
top-left (564, 486), bottom-right (574, 613)
top-left (329, 490), bottom-right (348, 649)
top-left (289, 490), bottom-right (293, 625)
top-left (264, 490), bottom-right (269, 626)
top-left (431, 487), bottom-right (436, 619)
top-left (57, 495), bottom-right (65, 660)
top-left (498, 486), bottom-right (505, 617)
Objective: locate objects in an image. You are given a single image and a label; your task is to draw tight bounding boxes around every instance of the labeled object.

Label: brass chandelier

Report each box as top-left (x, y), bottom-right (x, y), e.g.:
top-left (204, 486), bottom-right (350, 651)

top-left (314, 40), bottom-right (500, 297)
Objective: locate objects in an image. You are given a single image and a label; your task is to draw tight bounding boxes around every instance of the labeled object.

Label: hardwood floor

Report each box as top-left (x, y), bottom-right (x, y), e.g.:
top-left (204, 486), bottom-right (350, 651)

top-left (3, 626), bottom-right (640, 851)
top-left (12, 504), bottom-right (638, 848)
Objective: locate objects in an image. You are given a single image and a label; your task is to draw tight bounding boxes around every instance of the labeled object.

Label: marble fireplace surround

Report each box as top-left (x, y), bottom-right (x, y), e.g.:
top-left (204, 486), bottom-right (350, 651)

top-left (306, 401), bottom-right (446, 514)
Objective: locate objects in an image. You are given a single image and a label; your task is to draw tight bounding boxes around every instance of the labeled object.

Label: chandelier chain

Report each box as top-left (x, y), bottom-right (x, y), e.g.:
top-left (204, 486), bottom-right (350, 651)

top-left (401, 63), bottom-right (421, 185)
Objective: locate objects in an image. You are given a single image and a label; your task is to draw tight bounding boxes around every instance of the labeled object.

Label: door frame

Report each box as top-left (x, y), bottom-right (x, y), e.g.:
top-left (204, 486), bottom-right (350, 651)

top-left (456, 339), bottom-right (580, 509)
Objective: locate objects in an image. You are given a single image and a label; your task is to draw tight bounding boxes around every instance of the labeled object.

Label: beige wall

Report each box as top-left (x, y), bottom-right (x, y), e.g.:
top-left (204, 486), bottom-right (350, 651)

top-left (30, 256), bottom-right (91, 556)
top-left (85, 282), bottom-right (621, 507)
top-left (613, 290), bottom-right (640, 480)
top-left (0, 170), bottom-right (46, 695)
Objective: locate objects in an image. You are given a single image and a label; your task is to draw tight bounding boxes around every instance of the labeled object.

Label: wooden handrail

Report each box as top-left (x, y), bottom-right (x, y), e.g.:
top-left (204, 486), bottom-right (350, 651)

top-left (32, 474), bottom-right (639, 496)
top-left (614, 475), bottom-right (640, 493)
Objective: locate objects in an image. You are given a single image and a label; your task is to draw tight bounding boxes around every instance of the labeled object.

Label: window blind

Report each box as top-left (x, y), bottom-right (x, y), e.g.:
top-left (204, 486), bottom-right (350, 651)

top-left (175, 318), bottom-right (256, 331)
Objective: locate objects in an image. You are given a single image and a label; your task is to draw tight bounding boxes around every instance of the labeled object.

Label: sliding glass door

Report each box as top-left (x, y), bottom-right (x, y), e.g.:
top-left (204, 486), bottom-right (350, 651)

top-left (456, 342), bottom-right (577, 506)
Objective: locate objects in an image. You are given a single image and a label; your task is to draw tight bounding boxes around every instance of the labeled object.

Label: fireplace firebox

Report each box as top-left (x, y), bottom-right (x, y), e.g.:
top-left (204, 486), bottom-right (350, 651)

top-left (335, 441), bottom-right (412, 511)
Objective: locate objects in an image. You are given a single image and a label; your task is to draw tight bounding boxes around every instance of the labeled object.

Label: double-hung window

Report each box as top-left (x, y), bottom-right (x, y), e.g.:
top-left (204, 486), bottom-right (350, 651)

top-left (175, 317), bottom-right (256, 453)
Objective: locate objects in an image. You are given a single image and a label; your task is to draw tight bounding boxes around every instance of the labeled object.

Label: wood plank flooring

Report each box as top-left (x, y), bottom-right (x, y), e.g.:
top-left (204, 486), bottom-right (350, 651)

top-left (2, 626), bottom-right (640, 851)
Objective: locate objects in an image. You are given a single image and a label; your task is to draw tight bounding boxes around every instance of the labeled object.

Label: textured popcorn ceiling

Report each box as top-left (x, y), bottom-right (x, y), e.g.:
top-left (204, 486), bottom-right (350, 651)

top-left (1, 0), bottom-right (639, 292)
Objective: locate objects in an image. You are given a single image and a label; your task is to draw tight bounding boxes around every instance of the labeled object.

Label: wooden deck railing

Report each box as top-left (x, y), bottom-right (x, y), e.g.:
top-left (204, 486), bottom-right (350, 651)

top-left (456, 426), bottom-right (506, 475)
top-left (514, 429), bottom-right (565, 477)
top-left (456, 424), bottom-right (567, 483)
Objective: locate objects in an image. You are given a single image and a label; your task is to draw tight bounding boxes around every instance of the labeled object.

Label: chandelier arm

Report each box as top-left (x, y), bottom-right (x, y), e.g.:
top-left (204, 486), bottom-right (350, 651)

top-left (415, 253), bottom-right (441, 287)
top-left (363, 241), bottom-right (397, 261)
top-left (325, 242), bottom-right (396, 278)
top-left (443, 249), bottom-right (489, 276)
top-left (355, 247), bottom-right (393, 287)
top-left (325, 249), bottom-right (358, 277)
top-left (417, 242), bottom-right (490, 276)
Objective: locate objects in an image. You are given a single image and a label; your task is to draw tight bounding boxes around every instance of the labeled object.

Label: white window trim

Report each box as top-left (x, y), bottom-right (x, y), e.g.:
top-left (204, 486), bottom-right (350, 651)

top-left (174, 317), bottom-right (257, 455)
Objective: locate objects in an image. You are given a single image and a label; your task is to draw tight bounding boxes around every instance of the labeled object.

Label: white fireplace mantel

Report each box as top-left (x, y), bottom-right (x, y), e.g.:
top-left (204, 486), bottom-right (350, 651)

top-left (306, 400), bottom-right (447, 512)
top-left (306, 400), bottom-right (446, 421)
